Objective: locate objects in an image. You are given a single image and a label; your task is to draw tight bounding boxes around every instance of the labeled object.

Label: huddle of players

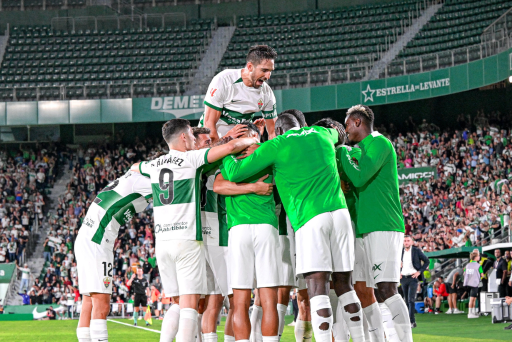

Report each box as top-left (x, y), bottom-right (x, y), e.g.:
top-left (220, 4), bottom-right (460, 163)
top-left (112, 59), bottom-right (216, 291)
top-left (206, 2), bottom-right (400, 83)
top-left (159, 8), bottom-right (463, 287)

top-left (73, 46), bottom-right (411, 342)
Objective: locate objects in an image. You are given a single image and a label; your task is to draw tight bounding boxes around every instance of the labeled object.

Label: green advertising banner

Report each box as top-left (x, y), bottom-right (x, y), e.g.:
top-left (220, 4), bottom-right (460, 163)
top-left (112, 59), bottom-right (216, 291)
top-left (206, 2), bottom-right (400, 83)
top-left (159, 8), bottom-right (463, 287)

top-left (0, 49), bottom-right (511, 126)
top-left (397, 166), bottom-right (437, 184)
top-left (0, 263), bottom-right (15, 284)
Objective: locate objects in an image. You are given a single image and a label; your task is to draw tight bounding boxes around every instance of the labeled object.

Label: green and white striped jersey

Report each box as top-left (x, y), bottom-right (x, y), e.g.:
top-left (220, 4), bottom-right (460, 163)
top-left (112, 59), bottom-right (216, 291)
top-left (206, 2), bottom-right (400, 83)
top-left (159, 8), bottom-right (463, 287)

top-left (201, 168), bottom-right (229, 247)
top-left (139, 148), bottom-right (210, 241)
top-left (79, 171), bottom-right (152, 247)
top-left (199, 68), bottom-right (277, 126)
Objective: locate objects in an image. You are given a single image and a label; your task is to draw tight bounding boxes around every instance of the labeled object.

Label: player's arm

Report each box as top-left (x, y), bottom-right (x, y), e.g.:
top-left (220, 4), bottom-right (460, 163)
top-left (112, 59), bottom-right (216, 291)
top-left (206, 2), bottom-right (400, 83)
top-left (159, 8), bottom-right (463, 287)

top-left (213, 173), bottom-right (272, 196)
top-left (203, 105), bottom-right (223, 143)
top-left (221, 141), bottom-right (277, 183)
top-left (265, 118), bottom-right (277, 140)
top-left (337, 139), bottom-right (391, 188)
top-left (262, 93), bottom-right (277, 140)
top-left (126, 273), bottom-right (136, 287)
top-left (206, 137), bottom-right (259, 163)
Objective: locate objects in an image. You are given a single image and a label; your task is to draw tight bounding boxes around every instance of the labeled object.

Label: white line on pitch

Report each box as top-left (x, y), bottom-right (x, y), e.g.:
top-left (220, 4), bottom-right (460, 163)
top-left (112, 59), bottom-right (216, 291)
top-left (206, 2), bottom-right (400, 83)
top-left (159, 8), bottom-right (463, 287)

top-left (107, 319), bottom-right (161, 333)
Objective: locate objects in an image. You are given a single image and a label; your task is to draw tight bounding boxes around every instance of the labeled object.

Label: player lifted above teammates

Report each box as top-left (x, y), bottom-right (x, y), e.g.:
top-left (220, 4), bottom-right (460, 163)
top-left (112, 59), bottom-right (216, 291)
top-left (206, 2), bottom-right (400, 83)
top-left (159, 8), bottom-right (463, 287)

top-left (221, 114), bottom-right (366, 342)
top-left (74, 170), bottom-right (153, 342)
top-left (200, 45), bottom-right (278, 142)
top-left (132, 119), bottom-right (258, 342)
top-left (336, 105), bottom-right (410, 342)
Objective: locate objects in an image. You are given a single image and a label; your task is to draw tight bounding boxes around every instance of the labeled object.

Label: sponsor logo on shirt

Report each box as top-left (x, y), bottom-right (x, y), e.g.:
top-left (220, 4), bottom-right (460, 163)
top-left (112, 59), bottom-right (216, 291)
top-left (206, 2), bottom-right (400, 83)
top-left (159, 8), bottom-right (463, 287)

top-left (155, 222), bottom-right (188, 233)
top-left (202, 226), bottom-right (211, 236)
top-left (286, 130), bottom-right (319, 138)
top-left (84, 217), bottom-right (95, 228)
top-left (372, 263), bottom-right (383, 272)
top-left (103, 277), bottom-right (111, 288)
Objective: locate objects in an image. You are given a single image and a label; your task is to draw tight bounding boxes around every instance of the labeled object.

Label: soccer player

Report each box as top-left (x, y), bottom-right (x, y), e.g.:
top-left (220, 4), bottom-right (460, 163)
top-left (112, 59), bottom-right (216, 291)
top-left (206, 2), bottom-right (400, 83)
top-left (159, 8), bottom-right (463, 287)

top-left (200, 45), bottom-right (278, 142)
top-left (127, 267), bottom-right (151, 326)
top-left (221, 114), bottom-right (365, 342)
top-left (132, 119), bottom-right (259, 342)
top-left (215, 122), bottom-right (280, 342)
top-left (74, 171), bottom-right (152, 342)
top-left (336, 105), bottom-right (410, 342)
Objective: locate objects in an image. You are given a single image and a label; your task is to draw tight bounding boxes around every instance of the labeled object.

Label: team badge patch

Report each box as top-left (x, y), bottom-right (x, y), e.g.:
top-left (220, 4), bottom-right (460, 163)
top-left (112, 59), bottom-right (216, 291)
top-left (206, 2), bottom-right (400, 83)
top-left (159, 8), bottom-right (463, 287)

top-left (103, 277), bottom-right (111, 288)
top-left (258, 98), bottom-right (263, 110)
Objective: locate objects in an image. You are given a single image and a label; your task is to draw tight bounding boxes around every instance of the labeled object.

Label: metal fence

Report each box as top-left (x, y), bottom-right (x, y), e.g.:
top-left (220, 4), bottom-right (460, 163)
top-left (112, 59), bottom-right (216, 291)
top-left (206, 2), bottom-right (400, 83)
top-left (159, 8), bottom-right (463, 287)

top-left (481, 7), bottom-right (512, 44)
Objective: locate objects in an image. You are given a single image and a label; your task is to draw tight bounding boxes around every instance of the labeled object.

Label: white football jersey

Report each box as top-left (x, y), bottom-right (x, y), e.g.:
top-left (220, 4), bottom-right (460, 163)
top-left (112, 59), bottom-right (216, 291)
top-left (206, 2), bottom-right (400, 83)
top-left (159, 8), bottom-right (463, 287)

top-left (77, 171), bottom-right (152, 248)
top-left (199, 68), bottom-right (277, 126)
top-left (139, 148), bottom-right (209, 241)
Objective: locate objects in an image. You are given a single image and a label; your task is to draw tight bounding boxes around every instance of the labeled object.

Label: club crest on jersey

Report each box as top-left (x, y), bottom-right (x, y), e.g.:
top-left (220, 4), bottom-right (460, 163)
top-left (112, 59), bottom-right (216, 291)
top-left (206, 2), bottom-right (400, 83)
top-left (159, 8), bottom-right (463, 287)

top-left (103, 277), bottom-right (111, 288)
top-left (257, 98), bottom-right (263, 110)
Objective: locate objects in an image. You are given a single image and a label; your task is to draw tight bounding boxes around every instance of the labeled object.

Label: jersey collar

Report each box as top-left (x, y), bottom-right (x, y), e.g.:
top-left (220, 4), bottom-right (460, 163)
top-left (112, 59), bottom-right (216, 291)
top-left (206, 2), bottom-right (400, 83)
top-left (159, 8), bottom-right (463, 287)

top-left (358, 131), bottom-right (379, 148)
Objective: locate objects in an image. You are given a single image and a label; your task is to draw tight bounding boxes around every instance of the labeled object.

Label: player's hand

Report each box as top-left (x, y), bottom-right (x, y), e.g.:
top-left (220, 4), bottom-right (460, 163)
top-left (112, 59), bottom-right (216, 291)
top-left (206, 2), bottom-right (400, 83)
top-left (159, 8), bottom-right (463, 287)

top-left (253, 175), bottom-right (273, 196)
top-left (451, 284), bottom-right (455, 289)
top-left (412, 271), bottom-right (421, 279)
top-left (253, 118), bottom-right (266, 136)
top-left (130, 274), bottom-right (136, 280)
top-left (340, 180), bottom-right (350, 194)
top-left (237, 144), bottom-right (260, 159)
top-left (224, 124), bottom-right (248, 139)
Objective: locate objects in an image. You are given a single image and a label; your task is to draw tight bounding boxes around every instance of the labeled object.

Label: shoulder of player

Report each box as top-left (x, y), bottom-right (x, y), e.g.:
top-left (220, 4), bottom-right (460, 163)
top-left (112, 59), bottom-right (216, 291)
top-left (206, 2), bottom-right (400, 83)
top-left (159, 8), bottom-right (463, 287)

top-left (214, 69), bottom-right (241, 86)
top-left (260, 81), bottom-right (274, 95)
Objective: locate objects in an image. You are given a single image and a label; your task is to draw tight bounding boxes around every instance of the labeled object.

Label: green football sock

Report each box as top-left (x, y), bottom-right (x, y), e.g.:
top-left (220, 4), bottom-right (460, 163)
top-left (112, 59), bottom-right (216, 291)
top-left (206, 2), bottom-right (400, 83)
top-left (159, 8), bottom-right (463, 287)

top-left (134, 311), bottom-right (139, 324)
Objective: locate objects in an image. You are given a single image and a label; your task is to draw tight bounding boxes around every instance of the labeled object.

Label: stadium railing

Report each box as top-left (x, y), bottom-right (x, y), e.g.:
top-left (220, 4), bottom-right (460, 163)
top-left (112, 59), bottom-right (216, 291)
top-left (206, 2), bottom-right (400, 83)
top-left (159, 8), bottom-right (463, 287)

top-left (480, 6), bottom-right (512, 44)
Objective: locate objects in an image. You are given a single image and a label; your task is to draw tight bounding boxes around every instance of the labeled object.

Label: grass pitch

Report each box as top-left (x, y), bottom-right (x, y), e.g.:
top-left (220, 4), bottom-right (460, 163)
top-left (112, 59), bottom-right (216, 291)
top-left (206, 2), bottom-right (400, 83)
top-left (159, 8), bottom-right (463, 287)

top-left (1, 314), bottom-right (511, 341)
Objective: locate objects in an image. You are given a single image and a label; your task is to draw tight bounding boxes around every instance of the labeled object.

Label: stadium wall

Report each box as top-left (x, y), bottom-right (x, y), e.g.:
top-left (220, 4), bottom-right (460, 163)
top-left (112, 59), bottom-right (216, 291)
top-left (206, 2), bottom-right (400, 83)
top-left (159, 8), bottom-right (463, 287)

top-left (1, 48), bottom-right (510, 127)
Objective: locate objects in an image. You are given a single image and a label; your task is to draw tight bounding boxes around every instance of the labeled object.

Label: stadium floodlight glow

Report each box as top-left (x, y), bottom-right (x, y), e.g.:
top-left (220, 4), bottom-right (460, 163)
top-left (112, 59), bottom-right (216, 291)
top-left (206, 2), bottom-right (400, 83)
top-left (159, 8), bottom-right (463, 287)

top-left (509, 75), bottom-right (512, 83)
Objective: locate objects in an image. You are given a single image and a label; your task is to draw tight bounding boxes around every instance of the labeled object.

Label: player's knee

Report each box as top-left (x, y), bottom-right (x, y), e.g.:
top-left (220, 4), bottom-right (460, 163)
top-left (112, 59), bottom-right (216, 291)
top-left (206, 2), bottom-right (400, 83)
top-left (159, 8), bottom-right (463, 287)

top-left (315, 307), bottom-right (331, 318)
top-left (343, 302), bottom-right (361, 320)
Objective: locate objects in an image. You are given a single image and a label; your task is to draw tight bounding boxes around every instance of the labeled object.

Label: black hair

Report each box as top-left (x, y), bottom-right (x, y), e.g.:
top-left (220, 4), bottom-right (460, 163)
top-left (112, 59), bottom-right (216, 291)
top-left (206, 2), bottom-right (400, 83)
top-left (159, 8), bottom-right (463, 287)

top-left (280, 109), bottom-right (307, 128)
top-left (246, 45), bottom-right (278, 65)
top-left (191, 127), bottom-right (211, 139)
top-left (275, 114), bottom-right (300, 134)
top-left (346, 104), bottom-right (374, 126)
top-left (312, 118), bottom-right (347, 146)
top-left (241, 121), bottom-right (261, 140)
top-left (162, 119), bottom-right (190, 144)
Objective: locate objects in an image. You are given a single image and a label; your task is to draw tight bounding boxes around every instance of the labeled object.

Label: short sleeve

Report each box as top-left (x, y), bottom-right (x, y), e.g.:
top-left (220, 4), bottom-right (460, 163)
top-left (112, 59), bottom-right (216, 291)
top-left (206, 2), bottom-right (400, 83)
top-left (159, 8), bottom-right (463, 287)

top-left (204, 75), bottom-right (227, 111)
top-left (262, 89), bottom-right (277, 119)
top-left (139, 161), bottom-right (151, 178)
top-left (133, 174), bottom-right (153, 199)
top-left (187, 148), bottom-right (210, 169)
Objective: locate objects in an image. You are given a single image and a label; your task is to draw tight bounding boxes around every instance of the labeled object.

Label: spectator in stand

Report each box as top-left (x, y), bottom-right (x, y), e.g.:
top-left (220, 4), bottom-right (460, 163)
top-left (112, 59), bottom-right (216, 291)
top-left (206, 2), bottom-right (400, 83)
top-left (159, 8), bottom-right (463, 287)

top-left (18, 290), bottom-right (30, 305)
top-left (494, 249), bottom-right (508, 298)
top-left (445, 267), bottom-right (464, 314)
top-left (463, 251), bottom-right (484, 318)
top-left (17, 262), bottom-right (32, 293)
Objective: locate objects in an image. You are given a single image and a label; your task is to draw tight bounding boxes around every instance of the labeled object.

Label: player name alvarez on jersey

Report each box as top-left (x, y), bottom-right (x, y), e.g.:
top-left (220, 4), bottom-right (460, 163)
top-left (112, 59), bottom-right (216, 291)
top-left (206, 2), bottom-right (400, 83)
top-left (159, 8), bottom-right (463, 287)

top-left (139, 148), bottom-right (210, 242)
top-left (80, 171), bottom-right (152, 246)
top-left (221, 126), bottom-right (347, 231)
top-left (337, 132), bottom-right (405, 235)
top-left (199, 69), bottom-right (277, 126)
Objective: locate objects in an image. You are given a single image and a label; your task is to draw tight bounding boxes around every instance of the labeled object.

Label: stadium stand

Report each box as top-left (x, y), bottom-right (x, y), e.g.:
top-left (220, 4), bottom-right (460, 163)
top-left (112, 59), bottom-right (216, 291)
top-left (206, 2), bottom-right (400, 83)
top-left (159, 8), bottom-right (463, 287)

top-left (220, 0), bottom-right (425, 87)
top-left (0, 19), bottom-right (214, 100)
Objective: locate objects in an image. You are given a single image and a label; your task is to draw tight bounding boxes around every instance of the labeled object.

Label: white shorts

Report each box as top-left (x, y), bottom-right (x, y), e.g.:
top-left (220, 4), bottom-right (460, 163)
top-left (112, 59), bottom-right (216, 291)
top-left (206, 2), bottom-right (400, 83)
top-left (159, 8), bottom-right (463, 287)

top-left (217, 122), bottom-right (235, 138)
top-left (362, 231), bottom-right (404, 288)
top-left (204, 245), bottom-right (231, 296)
top-left (74, 233), bottom-right (114, 296)
top-left (228, 224), bottom-right (281, 289)
top-left (156, 239), bottom-right (207, 297)
top-left (279, 216), bottom-right (297, 288)
top-left (352, 237), bottom-right (371, 285)
top-left (296, 209), bottom-right (354, 275)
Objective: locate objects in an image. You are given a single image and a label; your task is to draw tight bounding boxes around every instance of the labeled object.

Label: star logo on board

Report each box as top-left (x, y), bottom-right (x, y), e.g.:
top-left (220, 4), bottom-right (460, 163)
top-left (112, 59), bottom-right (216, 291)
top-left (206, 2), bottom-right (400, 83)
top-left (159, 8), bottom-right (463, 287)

top-left (362, 84), bottom-right (375, 102)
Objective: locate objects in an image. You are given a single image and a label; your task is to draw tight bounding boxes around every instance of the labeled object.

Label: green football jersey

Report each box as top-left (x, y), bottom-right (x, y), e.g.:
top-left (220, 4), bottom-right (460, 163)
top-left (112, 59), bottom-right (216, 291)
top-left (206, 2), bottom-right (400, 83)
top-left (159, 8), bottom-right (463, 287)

top-left (220, 157), bottom-right (277, 229)
top-left (337, 132), bottom-right (405, 235)
top-left (221, 126), bottom-right (346, 231)
top-left (336, 146), bottom-right (362, 238)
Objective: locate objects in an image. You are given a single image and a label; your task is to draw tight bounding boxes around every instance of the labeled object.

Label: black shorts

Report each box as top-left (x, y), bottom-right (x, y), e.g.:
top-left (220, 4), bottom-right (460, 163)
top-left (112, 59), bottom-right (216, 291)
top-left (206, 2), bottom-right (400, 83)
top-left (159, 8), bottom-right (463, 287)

top-left (446, 284), bottom-right (457, 294)
top-left (469, 286), bottom-right (479, 298)
top-left (134, 294), bottom-right (147, 307)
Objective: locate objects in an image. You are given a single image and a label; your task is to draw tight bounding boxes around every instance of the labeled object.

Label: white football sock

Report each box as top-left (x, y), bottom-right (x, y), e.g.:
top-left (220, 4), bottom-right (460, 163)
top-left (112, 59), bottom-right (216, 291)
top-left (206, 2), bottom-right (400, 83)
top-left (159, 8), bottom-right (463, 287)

top-left (384, 294), bottom-right (412, 342)
top-left (332, 319), bottom-right (350, 342)
top-left (363, 302), bottom-right (386, 342)
top-left (203, 332), bottom-right (218, 342)
top-left (338, 291), bottom-right (364, 342)
top-left (196, 314), bottom-right (203, 342)
top-left (161, 304), bottom-right (181, 342)
top-left (277, 304), bottom-right (288, 341)
top-left (379, 303), bottom-right (400, 342)
top-left (77, 326), bottom-right (91, 342)
top-left (310, 295), bottom-right (333, 342)
top-left (177, 308), bottom-right (198, 342)
top-left (362, 312), bottom-right (371, 342)
top-left (90, 319), bottom-right (108, 342)
top-left (262, 336), bottom-right (279, 342)
top-left (250, 305), bottom-right (263, 342)
top-left (225, 335), bottom-right (235, 342)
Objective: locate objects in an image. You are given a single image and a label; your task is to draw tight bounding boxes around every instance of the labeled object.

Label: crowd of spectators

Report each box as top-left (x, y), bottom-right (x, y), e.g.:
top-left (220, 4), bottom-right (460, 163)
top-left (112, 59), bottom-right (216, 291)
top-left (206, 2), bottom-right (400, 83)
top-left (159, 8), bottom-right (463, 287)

top-left (375, 110), bottom-right (512, 253)
top-left (0, 143), bottom-right (62, 266)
